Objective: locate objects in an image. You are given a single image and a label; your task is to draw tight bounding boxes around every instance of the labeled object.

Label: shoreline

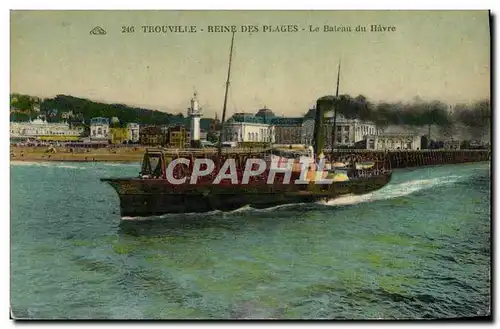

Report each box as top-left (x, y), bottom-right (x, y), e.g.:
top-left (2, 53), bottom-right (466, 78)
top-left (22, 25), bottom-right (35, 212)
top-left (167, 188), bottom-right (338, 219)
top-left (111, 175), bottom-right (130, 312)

top-left (10, 158), bottom-right (141, 164)
top-left (10, 146), bottom-right (144, 163)
top-left (10, 155), bottom-right (142, 163)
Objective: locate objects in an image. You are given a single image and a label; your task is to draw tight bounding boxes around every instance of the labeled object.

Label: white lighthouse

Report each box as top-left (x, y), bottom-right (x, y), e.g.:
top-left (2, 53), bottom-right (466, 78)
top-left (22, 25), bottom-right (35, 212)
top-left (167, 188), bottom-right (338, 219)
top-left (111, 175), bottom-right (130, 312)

top-left (187, 91), bottom-right (202, 148)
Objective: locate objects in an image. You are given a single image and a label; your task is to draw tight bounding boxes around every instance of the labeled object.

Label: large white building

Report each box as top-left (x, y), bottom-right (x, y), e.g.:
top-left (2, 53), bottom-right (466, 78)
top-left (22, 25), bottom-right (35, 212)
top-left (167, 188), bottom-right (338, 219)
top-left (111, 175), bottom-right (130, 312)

top-left (10, 118), bottom-right (84, 140)
top-left (222, 109), bottom-right (276, 144)
top-left (365, 133), bottom-right (421, 150)
top-left (90, 117), bottom-right (110, 140)
top-left (221, 106), bottom-right (382, 148)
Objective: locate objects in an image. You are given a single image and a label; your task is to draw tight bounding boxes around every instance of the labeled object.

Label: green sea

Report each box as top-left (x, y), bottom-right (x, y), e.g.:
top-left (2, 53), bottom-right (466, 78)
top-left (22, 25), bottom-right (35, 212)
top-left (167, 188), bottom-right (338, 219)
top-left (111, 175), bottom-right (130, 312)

top-left (10, 161), bottom-right (491, 319)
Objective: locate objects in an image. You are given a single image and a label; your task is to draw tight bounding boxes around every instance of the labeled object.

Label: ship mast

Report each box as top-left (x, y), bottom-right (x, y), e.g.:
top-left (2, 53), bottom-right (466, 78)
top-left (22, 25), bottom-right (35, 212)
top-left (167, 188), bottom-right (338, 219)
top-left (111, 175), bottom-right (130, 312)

top-left (218, 31), bottom-right (235, 155)
top-left (331, 58), bottom-right (341, 151)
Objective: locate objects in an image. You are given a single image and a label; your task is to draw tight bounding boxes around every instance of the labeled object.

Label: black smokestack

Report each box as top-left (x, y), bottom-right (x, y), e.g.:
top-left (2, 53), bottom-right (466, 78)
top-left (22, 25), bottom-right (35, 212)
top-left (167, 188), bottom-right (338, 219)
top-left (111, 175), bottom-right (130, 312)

top-left (314, 96), bottom-right (335, 156)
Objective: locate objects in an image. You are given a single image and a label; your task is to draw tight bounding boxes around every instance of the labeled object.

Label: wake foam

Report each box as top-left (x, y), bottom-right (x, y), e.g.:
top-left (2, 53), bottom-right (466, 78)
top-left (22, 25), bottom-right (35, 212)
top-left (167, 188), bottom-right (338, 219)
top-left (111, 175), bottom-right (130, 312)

top-left (318, 175), bottom-right (463, 207)
top-left (121, 209), bottom-right (223, 221)
top-left (120, 203), bottom-right (306, 220)
top-left (103, 163), bottom-right (140, 167)
top-left (120, 174), bottom-right (464, 220)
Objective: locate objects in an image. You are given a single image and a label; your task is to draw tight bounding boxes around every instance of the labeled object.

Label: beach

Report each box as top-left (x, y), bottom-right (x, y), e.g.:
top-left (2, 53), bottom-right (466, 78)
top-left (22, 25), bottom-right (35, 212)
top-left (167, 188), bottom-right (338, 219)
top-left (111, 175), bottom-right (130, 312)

top-left (10, 146), bottom-right (145, 163)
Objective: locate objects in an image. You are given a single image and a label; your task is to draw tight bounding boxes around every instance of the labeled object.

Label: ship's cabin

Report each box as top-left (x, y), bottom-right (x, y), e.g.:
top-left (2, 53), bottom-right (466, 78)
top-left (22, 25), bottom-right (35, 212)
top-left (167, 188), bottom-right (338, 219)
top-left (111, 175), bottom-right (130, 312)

top-left (139, 149), bottom-right (166, 179)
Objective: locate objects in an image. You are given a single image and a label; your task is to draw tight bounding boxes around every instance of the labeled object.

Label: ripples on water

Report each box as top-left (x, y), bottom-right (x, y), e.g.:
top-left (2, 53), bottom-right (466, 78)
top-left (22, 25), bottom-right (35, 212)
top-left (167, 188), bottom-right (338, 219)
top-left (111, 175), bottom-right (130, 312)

top-left (10, 161), bottom-right (491, 319)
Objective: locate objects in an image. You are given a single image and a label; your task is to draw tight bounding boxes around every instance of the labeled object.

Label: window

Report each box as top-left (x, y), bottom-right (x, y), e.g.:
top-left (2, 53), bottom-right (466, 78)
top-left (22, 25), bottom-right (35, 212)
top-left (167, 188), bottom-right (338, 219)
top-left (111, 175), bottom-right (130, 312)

top-left (248, 132), bottom-right (251, 141)
top-left (97, 127), bottom-right (102, 135)
top-left (368, 139), bottom-right (375, 149)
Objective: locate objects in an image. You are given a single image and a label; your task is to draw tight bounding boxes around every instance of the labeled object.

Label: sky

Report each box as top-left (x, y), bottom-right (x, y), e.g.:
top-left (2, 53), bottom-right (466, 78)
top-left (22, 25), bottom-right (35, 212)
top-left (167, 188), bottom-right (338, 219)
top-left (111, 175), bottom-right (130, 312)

top-left (10, 10), bottom-right (491, 118)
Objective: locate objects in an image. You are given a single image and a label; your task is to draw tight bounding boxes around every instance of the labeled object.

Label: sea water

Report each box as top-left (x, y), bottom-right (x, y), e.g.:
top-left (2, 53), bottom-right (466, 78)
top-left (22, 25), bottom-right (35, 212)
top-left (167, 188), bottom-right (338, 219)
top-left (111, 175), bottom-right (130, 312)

top-left (10, 161), bottom-right (491, 319)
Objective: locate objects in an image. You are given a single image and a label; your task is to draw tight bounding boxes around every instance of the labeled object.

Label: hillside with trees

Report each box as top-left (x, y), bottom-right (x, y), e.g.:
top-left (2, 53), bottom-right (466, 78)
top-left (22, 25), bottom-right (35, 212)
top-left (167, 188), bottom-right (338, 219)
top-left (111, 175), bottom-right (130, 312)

top-left (10, 92), bottom-right (490, 141)
top-left (10, 93), bottom-right (181, 126)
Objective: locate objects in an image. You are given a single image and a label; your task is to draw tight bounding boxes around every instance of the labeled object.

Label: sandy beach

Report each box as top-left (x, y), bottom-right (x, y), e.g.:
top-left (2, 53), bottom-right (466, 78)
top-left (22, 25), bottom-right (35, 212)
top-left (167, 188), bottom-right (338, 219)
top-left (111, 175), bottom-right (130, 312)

top-left (10, 146), bottom-right (145, 163)
top-left (9, 145), bottom-right (272, 164)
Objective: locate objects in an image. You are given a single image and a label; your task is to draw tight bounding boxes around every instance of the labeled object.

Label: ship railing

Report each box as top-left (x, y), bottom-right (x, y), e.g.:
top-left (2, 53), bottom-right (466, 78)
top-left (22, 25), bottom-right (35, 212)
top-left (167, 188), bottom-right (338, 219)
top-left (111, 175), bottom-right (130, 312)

top-left (329, 151), bottom-right (391, 172)
top-left (355, 167), bottom-right (389, 178)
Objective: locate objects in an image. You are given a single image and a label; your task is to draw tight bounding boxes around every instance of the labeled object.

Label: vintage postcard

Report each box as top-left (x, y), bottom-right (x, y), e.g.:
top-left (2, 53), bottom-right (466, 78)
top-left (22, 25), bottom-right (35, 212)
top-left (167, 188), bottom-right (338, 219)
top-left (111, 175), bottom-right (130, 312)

top-left (10, 10), bottom-right (491, 320)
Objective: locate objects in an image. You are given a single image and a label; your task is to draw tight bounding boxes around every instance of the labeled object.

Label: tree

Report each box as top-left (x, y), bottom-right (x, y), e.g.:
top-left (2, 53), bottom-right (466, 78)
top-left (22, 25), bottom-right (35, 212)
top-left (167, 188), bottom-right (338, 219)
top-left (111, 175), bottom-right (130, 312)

top-left (10, 112), bottom-right (30, 122)
top-left (207, 132), bottom-right (219, 143)
top-left (10, 93), bottom-right (34, 111)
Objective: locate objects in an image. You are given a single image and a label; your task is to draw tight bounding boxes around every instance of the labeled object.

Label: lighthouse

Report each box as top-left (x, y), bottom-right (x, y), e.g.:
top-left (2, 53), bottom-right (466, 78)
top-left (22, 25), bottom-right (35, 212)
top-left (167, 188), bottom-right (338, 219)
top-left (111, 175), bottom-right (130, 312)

top-left (187, 91), bottom-right (202, 148)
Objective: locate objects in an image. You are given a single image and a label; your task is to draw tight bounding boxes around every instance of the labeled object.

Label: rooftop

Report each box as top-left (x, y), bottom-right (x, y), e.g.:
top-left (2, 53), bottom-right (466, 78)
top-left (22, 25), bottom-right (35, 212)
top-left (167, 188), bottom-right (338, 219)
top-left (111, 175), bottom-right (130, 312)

top-left (90, 117), bottom-right (110, 124)
top-left (226, 108), bottom-right (305, 126)
top-left (255, 107), bottom-right (276, 119)
top-left (271, 117), bottom-right (303, 125)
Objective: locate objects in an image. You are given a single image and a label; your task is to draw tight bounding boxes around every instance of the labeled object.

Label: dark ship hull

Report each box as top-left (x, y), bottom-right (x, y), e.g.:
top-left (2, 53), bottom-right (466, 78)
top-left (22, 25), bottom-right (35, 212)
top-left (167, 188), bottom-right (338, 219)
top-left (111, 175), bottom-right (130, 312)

top-left (101, 172), bottom-right (392, 217)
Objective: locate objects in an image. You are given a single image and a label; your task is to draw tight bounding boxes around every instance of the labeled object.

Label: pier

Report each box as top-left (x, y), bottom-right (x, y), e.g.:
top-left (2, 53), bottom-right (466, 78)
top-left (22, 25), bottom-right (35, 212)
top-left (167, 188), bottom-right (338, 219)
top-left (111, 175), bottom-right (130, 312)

top-left (326, 149), bottom-right (491, 169)
top-left (10, 145), bottom-right (490, 168)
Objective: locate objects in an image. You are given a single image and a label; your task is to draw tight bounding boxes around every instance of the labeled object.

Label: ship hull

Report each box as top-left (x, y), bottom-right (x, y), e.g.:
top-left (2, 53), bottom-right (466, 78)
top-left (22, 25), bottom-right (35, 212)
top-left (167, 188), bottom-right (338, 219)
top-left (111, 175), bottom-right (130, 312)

top-left (102, 172), bottom-right (392, 217)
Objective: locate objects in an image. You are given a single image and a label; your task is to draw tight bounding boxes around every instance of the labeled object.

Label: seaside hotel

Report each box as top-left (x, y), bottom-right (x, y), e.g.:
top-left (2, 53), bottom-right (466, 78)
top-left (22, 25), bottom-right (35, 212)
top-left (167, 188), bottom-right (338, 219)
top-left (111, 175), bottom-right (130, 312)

top-left (10, 117), bottom-right (85, 142)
